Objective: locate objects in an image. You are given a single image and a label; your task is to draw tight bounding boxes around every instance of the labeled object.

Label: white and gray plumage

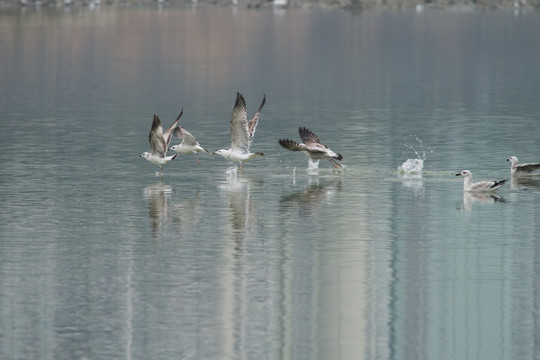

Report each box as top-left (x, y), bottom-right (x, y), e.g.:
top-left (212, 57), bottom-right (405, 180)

top-left (507, 156), bottom-right (540, 177)
top-left (456, 170), bottom-right (507, 192)
top-left (140, 112), bottom-right (180, 174)
top-left (278, 127), bottom-right (343, 168)
top-left (213, 92), bottom-right (266, 167)
top-left (168, 110), bottom-right (209, 165)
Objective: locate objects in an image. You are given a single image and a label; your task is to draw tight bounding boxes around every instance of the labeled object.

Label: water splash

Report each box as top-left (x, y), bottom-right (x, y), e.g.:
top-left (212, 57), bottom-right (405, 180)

top-left (398, 135), bottom-right (431, 175)
top-left (225, 166), bottom-right (238, 179)
top-left (402, 134), bottom-right (431, 161)
top-left (398, 158), bottom-right (424, 175)
top-left (307, 159), bottom-right (320, 171)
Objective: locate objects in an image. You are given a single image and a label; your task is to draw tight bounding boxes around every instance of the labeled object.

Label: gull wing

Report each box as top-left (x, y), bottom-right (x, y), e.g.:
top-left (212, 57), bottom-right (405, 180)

top-left (469, 181), bottom-right (495, 192)
top-left (247, 94), bottom-right (266, 148)
top-left (279, 139), bottom-right (306, 152)
top-left (470, 179), bottom-right (506, 191)
top-left (163, 108), bottom-right (183, 148)
top-left (174, 126), bottom-right (199, 146)
top-left (298, 127), bottom-right (321, 145)
top-left (516, 162), bottom-right (540, 174)
top-left (149, 114), bottom-right (167, 158)
top-left (229, 92), bottom-right (250, 152)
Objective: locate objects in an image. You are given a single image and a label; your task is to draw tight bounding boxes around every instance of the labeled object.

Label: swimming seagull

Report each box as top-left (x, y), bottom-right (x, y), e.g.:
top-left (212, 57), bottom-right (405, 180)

top-left (168, 112), bottom-right (209, 165)
top-left (214, 92), bottom-right (266, 167)
top-left (456, 170), bottom-right (507, 192)
top-left (140, 112), bottom-right (180, 174)
top-left (507, 156), bottom-right (540, 177)
top-left (278, 127), bottom-right (343, 168)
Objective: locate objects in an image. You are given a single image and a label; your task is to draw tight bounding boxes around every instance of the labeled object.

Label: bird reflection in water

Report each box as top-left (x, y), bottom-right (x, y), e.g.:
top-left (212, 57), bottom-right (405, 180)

top-left (144, 181), bottom-right (173, 237)
top-left (510, 176), bottom-right (540, 190)
top-left (218, 168), bottom-right (263, 251)
top-left (143, 181), bottom-right (200, 238)
top-left (280, 177), bottom-right (342, 217)
top-left (461, 192), bottom-right (505, 212)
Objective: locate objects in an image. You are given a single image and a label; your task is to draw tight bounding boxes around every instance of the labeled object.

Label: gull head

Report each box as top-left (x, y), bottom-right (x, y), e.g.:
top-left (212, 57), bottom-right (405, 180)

top-left (140, 152), bottom-right (150, 159)
top-left (507, 156), bottom-right (518, 165)
top-left (213, 149), bottom-right (229, 158)
top-left (169, 145), bottom-right (179, 152)
top-left (456, 170), bottom-right (472, 178)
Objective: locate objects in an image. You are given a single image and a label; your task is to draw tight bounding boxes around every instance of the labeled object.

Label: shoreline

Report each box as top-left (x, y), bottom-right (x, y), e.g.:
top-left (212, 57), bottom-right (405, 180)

top-left (1, 0), bottom-right (539, 10)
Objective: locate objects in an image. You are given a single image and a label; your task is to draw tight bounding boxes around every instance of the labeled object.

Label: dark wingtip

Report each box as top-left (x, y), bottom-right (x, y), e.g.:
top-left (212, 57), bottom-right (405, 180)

top-left (235, 92), bottom-right (245, 109)
top-left (175, 108), bottom-right (184, 121)
top-left (278, 139), bottom-right (292, 148)
top-left (172, 154), bottom-right (179, 160)
top-left (298, 126), bottom-right (313, 138)
top-left (335, 153), bottom-right (344, 161)
top-left (259, 94), bottom-right (266, 110)
top-left (491, 178), bottom-right (508, 188)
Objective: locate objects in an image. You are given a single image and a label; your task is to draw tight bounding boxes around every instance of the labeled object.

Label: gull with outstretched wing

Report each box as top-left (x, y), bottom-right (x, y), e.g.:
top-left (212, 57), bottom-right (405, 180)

top-left (140, 112), bottom-right (181, 174)
top-left (279, 127), bottom-right (343, 168)
top-left (214, 92), bottom-right (266, 167)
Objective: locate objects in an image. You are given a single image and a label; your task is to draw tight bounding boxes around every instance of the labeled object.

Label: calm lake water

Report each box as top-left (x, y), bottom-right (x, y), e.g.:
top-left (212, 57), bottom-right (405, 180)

top-left (1, 5), bottom-right (540, 359)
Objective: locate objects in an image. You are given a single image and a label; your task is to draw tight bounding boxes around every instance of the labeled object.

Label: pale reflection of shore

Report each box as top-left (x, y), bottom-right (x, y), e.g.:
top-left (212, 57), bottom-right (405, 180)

top-left (280, 177), bottom-right (342, 217)
top-left (216, 169), bottom-right (264, 359)
top-left (461, 192), bottom-right (505, 211)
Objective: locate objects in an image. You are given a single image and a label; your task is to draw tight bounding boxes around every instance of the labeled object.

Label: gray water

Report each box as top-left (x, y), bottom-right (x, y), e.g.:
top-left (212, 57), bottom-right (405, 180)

top-left (1, 5), bottom-right (540, 360)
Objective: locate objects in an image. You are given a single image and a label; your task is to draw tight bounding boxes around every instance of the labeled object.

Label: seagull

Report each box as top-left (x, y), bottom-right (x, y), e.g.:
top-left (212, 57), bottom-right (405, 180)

top-left (456, 170), bottom-right (507, 192)
top-left (213, 92), bottom-right (266, 167)
top-left (507, 156), bottom-right (540, 177)
top-left (168, 111), bottom-right (209, 165)
top-left (140, 112), bottom-right (180, 174)
top-left (278, 127), bottom-right (343, 168)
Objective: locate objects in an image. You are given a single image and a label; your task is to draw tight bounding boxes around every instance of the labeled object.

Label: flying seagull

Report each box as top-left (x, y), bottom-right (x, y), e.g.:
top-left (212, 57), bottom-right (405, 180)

top-left (214, 92), bottom-right (266, 167)
top-left (169, 112), bottom-right (209, 165)
top-left (278, 127), bottom-right (343, 168)
top-left (140, 112), bottom-right (181, 174)
top-left (456, 170), bottom-right (507, 192)
top-left (507, 156), bottom-right (540, 177)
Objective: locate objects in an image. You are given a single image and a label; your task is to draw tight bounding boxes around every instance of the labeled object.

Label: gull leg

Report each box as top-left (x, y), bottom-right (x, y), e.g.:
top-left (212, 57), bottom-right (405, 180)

top-left (329, 158), bottom-right (342, 169)
top-left (195, 154), bottom-right (201, 166)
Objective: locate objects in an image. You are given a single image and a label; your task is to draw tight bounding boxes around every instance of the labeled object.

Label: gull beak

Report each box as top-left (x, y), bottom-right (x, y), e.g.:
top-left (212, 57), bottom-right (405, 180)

top-left (455, 173), bottom-right (462, 176)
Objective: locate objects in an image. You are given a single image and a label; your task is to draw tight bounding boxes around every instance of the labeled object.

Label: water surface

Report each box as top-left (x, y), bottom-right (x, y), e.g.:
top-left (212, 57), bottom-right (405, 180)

top-left (1, 6), bottom-right (540, 360)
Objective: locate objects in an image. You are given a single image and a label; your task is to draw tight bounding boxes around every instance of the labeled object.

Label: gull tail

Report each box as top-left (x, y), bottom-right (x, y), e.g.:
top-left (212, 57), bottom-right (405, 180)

top-left (490, 178), bottom-right (507, 189)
